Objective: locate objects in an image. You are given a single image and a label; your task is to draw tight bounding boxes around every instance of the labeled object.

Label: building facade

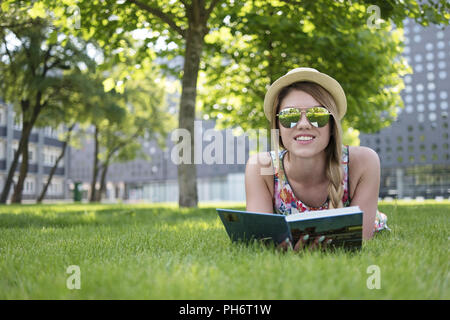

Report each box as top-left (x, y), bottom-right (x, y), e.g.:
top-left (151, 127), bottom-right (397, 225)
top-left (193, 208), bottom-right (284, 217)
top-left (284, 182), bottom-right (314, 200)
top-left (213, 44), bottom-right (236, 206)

top-left (71, 19), bottom-right (450, 203)
top-left (0, 102), bottom-right (70, 201)
top-left (68, 120), bottom-right (252, 202)
top-left (359, 19), bottom-right (450, 199)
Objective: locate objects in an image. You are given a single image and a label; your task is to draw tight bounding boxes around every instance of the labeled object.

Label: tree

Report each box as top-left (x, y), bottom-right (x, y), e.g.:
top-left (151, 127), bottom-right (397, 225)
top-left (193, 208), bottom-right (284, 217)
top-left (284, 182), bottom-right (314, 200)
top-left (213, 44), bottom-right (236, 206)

top-left (34, 70), bottom-right (95, 203)
top-left (198, 0), bottom-right (450, 134)
top-left (7, 0), bottom-right (449, 207)
top-left (49, 0), bottom-right (226, 208)
top-left (36, 123), bottom-right (75, 203)
top-left (0, 3), bottom-right (95, 203)
top-left (86, 63), bottom-right (174, 202)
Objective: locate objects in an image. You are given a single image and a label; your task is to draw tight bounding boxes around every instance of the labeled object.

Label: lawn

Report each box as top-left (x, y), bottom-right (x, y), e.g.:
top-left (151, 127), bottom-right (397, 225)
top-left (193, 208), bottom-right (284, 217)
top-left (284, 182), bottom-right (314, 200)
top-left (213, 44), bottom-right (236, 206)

top-left (0, 200), bottom-right (448, 299)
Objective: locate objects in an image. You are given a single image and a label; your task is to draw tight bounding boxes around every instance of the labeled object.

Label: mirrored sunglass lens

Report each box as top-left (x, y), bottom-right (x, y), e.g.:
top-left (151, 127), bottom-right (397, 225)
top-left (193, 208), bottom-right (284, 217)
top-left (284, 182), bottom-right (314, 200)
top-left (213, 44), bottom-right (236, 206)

top-left (306, 107), bottom-right (330, 127)
top-left (278, 109), bottom-right (301, 128)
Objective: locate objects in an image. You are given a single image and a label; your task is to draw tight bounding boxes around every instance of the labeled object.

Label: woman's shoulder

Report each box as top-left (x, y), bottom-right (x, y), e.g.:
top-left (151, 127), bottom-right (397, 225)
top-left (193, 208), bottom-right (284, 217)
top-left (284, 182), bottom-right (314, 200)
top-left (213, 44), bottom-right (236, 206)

top-left (245, 151), bottom-right (275, 199)
top-left (348, 145), bottom-right (379, 161)
top-left (348, 145), bottom-right (380, 172)
top-left (246, 151), bottom-right (274, 172)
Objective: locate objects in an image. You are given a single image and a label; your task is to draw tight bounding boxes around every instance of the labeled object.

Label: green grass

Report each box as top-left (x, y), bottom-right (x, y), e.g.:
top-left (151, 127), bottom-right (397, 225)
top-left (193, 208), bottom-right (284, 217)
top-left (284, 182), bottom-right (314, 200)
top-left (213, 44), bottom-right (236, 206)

top-left (0, 200), bottom-right (448, 299)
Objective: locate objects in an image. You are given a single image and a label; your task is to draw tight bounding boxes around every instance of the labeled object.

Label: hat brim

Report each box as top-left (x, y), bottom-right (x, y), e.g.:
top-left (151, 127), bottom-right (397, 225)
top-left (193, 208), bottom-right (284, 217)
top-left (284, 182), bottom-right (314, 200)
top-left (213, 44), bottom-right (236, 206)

top-left (264, 70), bottom-right (347, 121)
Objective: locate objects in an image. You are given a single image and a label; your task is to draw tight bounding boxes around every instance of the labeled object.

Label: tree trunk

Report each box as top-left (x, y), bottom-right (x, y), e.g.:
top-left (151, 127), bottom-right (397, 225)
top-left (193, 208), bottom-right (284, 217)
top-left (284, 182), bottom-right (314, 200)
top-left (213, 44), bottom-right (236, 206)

top-left (0, 96), bottom-right (43, 203)
top-left (177, 27), bottom-right (205, 208)
top-left (89, 126), bottom-right (100, 202)
top-left (97, 159), bottom-right (110, 202)
top-left (0, 119), bottom-right (35, 203)
top-left (11, 132), bottom-right (29, 203)
top-left (37, 124), bottom-right (74, 203)
top-left (0, 132), bottom-right (28, 203)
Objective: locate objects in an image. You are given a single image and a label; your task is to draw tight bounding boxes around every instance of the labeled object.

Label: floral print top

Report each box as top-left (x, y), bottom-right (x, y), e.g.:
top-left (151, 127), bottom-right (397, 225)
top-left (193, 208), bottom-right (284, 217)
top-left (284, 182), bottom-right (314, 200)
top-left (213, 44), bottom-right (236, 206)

top-left (269, 145), bottom-right (389, 232)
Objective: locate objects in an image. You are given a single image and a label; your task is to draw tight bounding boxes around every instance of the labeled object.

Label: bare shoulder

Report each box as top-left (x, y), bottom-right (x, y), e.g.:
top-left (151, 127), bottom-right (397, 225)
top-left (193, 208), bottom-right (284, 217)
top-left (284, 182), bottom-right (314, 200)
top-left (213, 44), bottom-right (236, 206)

top-left (348, 146), bottom-right (380, 198)
top-left (245, 151), bottom-right (274, 190)
top-left (246, 151), bottom-right (274, 171)
top-left (245, 151), bottom-right (275, 211)
top-left (348, 145), bottom-right (380, 169)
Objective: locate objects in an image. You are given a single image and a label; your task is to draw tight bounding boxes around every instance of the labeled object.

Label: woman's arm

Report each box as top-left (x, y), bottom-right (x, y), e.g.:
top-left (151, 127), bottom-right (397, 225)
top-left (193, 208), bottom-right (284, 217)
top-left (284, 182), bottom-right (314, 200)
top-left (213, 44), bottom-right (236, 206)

top-left (348, 146), bottom-right (381, 240)
top-left (245, 152), bottom-right (274, 213)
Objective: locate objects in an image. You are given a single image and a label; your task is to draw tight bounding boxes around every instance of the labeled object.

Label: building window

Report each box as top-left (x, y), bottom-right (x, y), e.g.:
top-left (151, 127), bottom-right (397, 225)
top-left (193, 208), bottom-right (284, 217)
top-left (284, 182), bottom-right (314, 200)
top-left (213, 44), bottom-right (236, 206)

top-left (416, 94), bottom-right (424, 102)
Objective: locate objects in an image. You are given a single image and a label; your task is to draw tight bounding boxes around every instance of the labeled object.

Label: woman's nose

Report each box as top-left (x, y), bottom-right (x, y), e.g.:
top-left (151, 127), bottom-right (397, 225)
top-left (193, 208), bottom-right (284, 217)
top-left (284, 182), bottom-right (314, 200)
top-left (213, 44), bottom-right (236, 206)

top-left (296, 111), bottom-right (312, 129)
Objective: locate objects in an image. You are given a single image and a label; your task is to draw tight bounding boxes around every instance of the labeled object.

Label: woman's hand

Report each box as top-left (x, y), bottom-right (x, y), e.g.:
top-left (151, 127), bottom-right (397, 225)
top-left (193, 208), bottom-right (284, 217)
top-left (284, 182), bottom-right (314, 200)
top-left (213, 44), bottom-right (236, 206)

top-left (277, 234), bottom-right (333, 252)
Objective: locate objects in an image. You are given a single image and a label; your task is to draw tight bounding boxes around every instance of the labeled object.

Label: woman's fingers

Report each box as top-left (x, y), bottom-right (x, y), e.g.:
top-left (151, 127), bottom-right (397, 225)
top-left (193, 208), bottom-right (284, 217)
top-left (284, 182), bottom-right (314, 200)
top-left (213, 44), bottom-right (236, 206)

top-left (279, 235), bottom-right (333, 252)
top-left (277, 237), bottom-right (293, 251)
top-left (321, 238), bottom-right (333, 251)
top-left (309, 235), bottom-right (326, 250)
top-left (293, 234), bottom-right (309, 252)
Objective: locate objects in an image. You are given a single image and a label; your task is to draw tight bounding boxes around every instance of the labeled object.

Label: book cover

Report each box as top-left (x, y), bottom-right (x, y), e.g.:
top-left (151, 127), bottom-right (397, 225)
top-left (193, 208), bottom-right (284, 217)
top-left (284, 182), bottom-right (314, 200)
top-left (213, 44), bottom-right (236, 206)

top-left (217, 206), bottom-right (363, 250)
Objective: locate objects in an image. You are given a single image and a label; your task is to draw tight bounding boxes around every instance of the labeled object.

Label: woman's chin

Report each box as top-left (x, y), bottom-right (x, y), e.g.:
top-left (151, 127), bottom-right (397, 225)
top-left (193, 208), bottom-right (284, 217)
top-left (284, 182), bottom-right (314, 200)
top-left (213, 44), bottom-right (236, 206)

top-left (286, 144), bottom-right (326, 159)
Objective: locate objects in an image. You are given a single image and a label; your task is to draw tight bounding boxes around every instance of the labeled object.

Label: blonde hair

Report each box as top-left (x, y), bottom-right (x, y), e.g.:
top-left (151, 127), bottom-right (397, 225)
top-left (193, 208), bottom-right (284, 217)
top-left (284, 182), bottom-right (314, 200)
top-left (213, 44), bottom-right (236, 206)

top-left (270, 81), bottom-right (344, 209)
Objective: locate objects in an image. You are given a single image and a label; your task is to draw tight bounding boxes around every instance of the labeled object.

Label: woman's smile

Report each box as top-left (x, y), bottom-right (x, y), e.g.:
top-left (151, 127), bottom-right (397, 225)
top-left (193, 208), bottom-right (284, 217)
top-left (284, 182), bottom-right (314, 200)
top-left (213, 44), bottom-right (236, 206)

top-left (293, 133), bottom-right (315, 144)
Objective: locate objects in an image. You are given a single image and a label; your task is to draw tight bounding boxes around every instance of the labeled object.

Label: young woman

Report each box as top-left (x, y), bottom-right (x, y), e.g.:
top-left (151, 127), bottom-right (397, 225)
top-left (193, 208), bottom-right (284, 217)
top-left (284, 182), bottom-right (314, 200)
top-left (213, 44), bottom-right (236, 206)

top-left (245, 67), bottom-right (388, 251)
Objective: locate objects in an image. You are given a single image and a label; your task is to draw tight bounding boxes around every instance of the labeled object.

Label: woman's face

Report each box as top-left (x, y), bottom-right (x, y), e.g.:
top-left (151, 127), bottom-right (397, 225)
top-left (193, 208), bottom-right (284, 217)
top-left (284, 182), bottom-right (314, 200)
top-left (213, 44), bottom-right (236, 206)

top-left (277, 89), bottom-right (331, 159)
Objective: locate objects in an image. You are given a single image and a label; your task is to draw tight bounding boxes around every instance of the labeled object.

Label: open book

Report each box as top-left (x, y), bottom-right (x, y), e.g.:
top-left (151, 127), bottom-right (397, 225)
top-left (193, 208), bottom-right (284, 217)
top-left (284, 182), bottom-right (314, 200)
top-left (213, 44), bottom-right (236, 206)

top-left (217, 206), bottom-right (363, 250)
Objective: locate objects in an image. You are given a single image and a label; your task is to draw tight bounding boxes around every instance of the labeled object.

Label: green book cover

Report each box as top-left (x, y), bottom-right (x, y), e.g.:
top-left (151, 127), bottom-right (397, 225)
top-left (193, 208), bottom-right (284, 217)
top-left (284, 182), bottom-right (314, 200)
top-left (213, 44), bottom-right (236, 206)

top-left (217, 206), bottom-right (363, 250)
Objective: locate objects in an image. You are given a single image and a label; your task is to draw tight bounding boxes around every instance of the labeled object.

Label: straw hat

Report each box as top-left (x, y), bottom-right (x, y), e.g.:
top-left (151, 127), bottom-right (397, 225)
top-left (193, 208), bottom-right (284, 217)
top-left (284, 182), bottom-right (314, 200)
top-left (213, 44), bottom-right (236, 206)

top-left (263, 67), bottom-right (347, 121)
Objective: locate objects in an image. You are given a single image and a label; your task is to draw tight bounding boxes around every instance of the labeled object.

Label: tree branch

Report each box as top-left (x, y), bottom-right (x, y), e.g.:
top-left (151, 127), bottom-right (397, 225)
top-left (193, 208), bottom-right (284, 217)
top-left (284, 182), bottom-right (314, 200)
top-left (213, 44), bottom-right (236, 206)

top-left (41, 44), bottom-right (54, 77)
top-left (205, 0), bottom-right (222, 20)
top-left (0, 22), bottom-right (34, 29)
top-left (1, 34), bottom-right (13, 64)
top-left (192, 0), bottom-right (201, 24)
top-left (127, 0), bottom-right (186, 38)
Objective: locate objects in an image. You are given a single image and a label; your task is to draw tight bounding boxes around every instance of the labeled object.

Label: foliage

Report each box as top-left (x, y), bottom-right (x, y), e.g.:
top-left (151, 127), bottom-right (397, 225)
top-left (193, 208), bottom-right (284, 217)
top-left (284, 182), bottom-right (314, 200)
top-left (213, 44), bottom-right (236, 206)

top-left (198, 0), bottom-right (420, 133)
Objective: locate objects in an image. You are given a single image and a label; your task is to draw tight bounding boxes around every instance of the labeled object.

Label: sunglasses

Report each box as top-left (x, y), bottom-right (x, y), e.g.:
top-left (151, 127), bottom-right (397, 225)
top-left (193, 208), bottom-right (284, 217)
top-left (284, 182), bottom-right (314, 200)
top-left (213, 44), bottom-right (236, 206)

top-left (276, 106), bottom-right (331, 128)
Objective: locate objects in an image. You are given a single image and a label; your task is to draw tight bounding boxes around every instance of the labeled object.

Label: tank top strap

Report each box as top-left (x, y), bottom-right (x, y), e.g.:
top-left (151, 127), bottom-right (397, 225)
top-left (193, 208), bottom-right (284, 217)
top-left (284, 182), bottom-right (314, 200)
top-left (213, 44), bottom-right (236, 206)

top-left (269, 149), bottom-right (288, 181)
top-left (341, 145), bottom-right (351, 206)
top-left (269, 149), bottom-right (288, 209)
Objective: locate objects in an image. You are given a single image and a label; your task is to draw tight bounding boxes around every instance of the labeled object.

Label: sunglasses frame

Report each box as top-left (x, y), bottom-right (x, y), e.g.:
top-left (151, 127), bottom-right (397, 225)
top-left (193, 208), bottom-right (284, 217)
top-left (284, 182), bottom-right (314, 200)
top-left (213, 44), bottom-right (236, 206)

top-left (276, 106), bottom-right (331, 128)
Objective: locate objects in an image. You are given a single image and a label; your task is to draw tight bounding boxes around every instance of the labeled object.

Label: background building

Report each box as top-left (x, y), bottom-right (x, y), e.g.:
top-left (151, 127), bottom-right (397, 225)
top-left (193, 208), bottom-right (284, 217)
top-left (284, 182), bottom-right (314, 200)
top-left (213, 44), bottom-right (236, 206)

top-left (70, 18), bottom-right (450, 203)
top-left (68, 120), bottom-right (251, 202)
top-left (359, 19), bottom-right (450, 199)
top-left (4, 18), bottom-right (447, 203)
top-left (0, 101), bottom-right (70, 201)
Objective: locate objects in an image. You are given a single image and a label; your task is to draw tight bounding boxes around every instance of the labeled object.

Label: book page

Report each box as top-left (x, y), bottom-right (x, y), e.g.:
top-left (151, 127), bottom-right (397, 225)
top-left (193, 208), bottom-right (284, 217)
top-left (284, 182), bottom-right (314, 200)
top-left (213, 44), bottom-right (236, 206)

top-left (285, 206), bottom-right (362, 222)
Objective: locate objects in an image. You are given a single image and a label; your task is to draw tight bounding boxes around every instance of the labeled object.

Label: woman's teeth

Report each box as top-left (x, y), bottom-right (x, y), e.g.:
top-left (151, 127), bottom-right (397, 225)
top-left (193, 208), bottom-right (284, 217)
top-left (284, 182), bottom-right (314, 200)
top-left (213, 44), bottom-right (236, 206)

top-left (295, 136), bottom-right (313, 141)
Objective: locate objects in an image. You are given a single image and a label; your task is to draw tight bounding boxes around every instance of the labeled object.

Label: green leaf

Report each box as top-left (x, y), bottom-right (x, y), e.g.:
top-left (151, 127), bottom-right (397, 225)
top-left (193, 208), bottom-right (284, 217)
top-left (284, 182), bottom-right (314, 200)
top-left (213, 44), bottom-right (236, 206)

top-left (1, 1), bottom-right (10, 12)
top-left (103, 78), bottom-right (116, 92)
top-left (28, 2), bottom-right (47, 19)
